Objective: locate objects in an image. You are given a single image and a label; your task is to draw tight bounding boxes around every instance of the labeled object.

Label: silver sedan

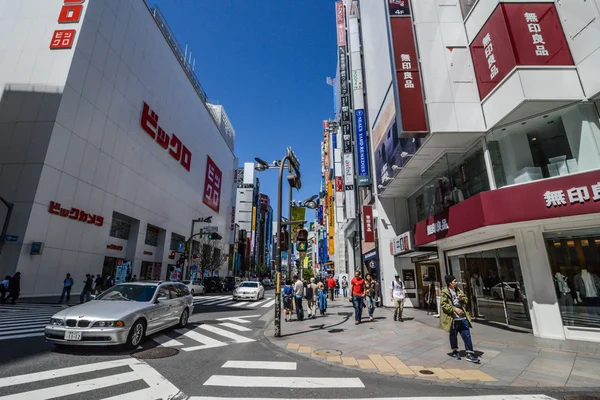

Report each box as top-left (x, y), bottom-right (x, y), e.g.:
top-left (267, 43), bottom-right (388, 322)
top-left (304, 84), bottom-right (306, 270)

top-left (45, 281), bottom-right (193, 348)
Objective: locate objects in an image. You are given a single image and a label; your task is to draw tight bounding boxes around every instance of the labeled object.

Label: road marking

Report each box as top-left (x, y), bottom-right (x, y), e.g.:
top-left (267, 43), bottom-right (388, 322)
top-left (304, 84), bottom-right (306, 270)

top-left (0, 327), bottom-right (44, 335)
top-left (203, 375), bottom-right (365, 388)
top-left (221, 361), bottom-right (296, 370)
top-left (261, 299), bottom-right (276, 308)
top-left (189, 396), bottom-right (558, 400)
top-left (232, 302), bottom-right (250, 307)
top-left (218, 322), bottom-right (251, 332)
top-left (0, 322), bottom-right (47, 331)
top-left (246, 298), bottom-right (271, 307)
top-left (0, 332), bottom-right (44, 340)
top-left (216, 315), bottom-right (260, 324)
top-left (198, 324), bottom-right (255, 343)
top-left (0, 315), bottom-right (54, 322)
top-left (216, 301), bottom-right (235, 306)
top-left (150, 333), bottom-right (183, 347)
top-left (178, 329), bottom-right (228, 352)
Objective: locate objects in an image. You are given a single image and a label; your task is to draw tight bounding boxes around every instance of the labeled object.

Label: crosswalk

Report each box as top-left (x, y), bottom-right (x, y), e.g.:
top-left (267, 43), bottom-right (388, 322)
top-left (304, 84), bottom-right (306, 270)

top-left (190, 396), bottom-right (557, 400)
top-left (147, 314), bottom-right (259, 353)
top-left (193, 295), bottom-right (276, 309)
top-left (0, 303), bottom-right (66, 341)
top-left (0, 358), bottom-right (182, 399)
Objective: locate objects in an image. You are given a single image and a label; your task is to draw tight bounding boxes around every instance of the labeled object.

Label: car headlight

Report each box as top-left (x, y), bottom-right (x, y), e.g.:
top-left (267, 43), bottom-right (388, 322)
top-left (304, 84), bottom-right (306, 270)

top-left (92, 320), bottom-right (125, 328)
top-left (51, 318), bottom-right (64, 326)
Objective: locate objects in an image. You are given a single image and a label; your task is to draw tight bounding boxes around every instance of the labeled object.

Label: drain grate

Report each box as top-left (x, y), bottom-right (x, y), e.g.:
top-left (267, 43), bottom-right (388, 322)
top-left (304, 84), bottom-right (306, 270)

top-left (419, 370), bottom-right (435, 375)
top-left (131, 347), bottom-right (179, 359)
top-left (313, 349), bottom-right (343, 357)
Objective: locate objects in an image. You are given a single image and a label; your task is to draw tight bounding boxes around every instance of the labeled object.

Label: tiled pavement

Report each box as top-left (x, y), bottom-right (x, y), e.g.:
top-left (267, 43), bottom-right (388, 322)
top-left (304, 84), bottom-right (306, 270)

top-left (264, 301), bottom-right (600, 388)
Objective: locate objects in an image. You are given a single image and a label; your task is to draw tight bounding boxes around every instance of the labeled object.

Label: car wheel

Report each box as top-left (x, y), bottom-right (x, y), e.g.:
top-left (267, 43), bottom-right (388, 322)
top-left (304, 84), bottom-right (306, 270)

top-left (190, 289), bottom-right (195, 296)
top-left (177, 309), bottom-right (189, 328)
top-left (125, 320), bottom-right (146, 349)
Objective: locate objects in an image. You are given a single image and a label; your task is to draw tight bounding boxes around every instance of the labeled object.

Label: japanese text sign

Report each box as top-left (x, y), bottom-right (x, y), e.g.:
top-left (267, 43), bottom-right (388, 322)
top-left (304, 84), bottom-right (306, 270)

top-left (141, 102), bottom-right (192, 171)
top-left (470, 3), bottom-right (573, 100)
top-left (336, 1), bottom-right (346, 47)
top-left (203, 156), bottom-right (222, 213)
top-left (362, 205), bottom-right (375, 242)
top-left (50, 0), bottom-right (85, 50)
top-left (49, 201), bottom-right (103, 227)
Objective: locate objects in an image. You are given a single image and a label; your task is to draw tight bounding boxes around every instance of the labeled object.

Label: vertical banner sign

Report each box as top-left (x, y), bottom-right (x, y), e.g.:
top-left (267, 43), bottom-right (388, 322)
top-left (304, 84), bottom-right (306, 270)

top-left (343, 154), bottom-right (357, 219)
top-left (323, 121), bottom-right (330, 172)
top-left (362, 205), bottom-right (375, 242)
top-left (203, 156), bottom-right (222, 212)
top-left (291, 206), bottom-right (306, 241)
top-left (388, 1), bottom-right (428, 135)
top-left (327, 182), bottom-right (335, 254)
top-left (354, 109), bottom-right (371, 186)
top-left (336, 1), bottom-right (346, 47)
top-left (342, 124), bottom-right (352, 153)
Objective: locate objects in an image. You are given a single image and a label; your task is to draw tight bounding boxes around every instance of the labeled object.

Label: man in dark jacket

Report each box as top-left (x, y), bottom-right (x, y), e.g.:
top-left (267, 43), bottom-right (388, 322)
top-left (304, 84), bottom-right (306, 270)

top-left (58, 273), bottom-right (74, 303)
top-left (80, 274), bottom-right (93, 304)
top-left (4, 272), bottom-right (21, 305)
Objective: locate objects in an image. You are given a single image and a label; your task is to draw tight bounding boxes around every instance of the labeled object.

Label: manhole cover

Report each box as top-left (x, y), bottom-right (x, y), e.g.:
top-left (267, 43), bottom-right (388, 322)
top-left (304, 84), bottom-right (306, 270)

top-left (564, 396), bottom-right (600, 400)
top-left (131, 347), bottom-right (179, 359)
top-left (313, 349), bottom-right (343, 357)
top-left (419, 370), bottom-right (435, 375)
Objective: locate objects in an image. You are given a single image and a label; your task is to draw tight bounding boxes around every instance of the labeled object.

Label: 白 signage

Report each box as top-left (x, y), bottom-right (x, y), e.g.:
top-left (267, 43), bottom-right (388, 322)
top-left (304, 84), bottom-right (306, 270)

top-left (354, 109), bottom-right (371, 185)
top-left (203, 156), bottom-right (222, 213)
top-left (362, 205), bottom-right (375, 242)
top-left (470, 3), bottom-right (574, 100)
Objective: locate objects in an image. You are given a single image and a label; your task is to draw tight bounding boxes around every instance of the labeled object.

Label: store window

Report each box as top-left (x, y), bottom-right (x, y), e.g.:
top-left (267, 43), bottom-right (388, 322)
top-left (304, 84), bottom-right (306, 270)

top-left (145, 225), bottom-right (159, 247)
top-left (487, 103), bottom-right (600, 189)
top-left (545, 229), bottom-right (600, 329)
top-left (459, 0), bottom-right (478, 19)
top-left (408, 141), bottom-right (489, 225)
top-left (447, 244), bottom-right (532, 330)
top-left (109, 217), bottom-right (131, 240)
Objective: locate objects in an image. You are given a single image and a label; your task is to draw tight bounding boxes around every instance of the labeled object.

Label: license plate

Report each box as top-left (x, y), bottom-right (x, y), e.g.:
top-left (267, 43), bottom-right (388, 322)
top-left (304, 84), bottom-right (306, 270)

top-left (64, 331), bottom-right (82, 341)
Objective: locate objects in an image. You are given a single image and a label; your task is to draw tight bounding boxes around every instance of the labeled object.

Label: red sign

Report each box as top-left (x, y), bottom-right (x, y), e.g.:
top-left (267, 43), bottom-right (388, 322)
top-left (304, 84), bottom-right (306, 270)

top-left (336, 2), bottom-right (346, 47)
top-left (390, 17), bottom-right (427, 134)
top-left (413, 169), bottom-right (600, 246)
top-left (107, 244), bottom-right (124, 251)
top-left (362, 205), bottom-right (375, 243)
top-left (50, 0), bottom-right (85, 49)
top-left (335, 176), bottom-right (343, 192)
top-left (203, 156), bottom-right (222, 213)
top-left (471, 3), bottom-right (573, 100)
top-left (49, 201), bottom-right (103, 227)
top-left (143, 251), bottom-right (153, 256)
top-left (141, 102), bottom-right (192, 171)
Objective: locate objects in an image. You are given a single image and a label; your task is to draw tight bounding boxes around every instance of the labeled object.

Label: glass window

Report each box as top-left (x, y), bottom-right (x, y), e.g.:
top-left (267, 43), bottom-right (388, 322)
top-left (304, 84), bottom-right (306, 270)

top-left (545, 229), bottom-right (600, 329)
top-left (239, 282), bottom-right (258, 288)
top-left (156, 286), bottom-right (170, 300)
top-left (110, 218), bottom-right (131, 240)
top-left (487, 103), bottom-right (600, 189)
top-left (96, 284), bottom-right (157, 302)
top-left (145, 225), bottom-right (159, 246)
top-left (459, 0), bottom-right (478, 19)
top-left (408, 142), bottom-right (489, 225)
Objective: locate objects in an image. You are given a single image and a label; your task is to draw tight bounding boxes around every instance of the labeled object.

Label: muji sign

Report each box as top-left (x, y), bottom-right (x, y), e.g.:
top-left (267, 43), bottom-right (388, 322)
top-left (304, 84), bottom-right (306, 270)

top-left (141, 102), bottom-right (192, 171)
top-left (203, 156), bottom-right (222, 213)
top-left (50, 0), bottom-right (85, 50)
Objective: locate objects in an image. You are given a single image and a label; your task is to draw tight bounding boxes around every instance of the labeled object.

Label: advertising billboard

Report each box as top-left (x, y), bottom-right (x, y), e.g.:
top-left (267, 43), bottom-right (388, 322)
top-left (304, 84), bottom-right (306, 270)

top-left (354, 109), bottom-right (370, 186)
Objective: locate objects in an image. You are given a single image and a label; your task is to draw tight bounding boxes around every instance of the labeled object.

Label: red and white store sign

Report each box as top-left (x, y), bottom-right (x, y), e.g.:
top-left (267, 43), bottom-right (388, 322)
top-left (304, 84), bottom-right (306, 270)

top-left (203, 156), bottom-right (222, 213)
top-left (413, 170), bottom-right (600, 247)
top-left (390, 15), bottom-right (428, 134)
top-left (362, 205), bottom-right (375, 243)
top-left (471, 3), bottom-right (574, 100)
top-left (141, 102), bottom-right (192, 171)
top-left (335, 176), bottom-right (343, 192)
top-left (390, 231), bottom-right (413, 255)
top-left (49, 201), bottom-right (104, 227)
top-left (50, 0), bottom-right (85, 50)
top-left (336, 1), bottom-right (346, 47)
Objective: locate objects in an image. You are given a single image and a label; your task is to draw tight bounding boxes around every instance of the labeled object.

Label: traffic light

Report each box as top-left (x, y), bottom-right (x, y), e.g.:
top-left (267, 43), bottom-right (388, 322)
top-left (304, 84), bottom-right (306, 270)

top-left (296, 229), bottom-right (308, 252)
top-left (278, 230), bottom-right (289, 251)
top-left (169, 251), bottom-right (176, 259)
top-left (208, 233), bottom-right (222, 240)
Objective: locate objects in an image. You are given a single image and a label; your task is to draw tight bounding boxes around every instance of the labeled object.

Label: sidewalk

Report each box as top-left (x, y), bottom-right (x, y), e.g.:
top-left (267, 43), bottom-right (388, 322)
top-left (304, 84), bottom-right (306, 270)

top-left (264, 300), bottom-right (600, 388)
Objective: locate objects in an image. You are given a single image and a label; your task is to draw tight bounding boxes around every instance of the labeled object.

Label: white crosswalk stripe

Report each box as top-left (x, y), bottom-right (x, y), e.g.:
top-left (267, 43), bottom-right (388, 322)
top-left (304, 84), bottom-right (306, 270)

top-left (192, 296), bottom-right (273, 310)
top-left (189, 396), bottom-right (558, 400)
top-left (148, 314), bottom-right (259, 353)
top-left (0, 304), bottom-right (66, 341)
top-left (0, 358), bottom-right (182, 399)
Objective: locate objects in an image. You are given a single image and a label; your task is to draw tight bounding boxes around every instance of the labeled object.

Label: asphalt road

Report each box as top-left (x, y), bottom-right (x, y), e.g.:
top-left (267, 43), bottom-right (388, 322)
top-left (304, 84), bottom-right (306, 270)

top-left (0, 289), bottom-right (594, 399)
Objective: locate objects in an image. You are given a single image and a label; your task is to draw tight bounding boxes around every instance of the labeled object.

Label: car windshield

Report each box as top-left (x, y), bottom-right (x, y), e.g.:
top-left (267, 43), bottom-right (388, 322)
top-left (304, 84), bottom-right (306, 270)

top-left (95, 284), bottom-right (157, 302)
top-left (240, 282), bottom-right (258, 288)
top-left (182, 281), bottom-right (191, 284)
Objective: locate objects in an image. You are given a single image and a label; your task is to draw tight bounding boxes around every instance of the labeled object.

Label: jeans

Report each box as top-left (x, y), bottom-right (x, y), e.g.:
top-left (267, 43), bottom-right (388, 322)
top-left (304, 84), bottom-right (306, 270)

top-left (295, 296), bottom-right (304, 320)
top-left (365, 295), bottom-right (375, 317)
top-left (449, 319), bottom-right (474, 353)
top-left (80, 290), bottom-right (91, 304)
top-left (59, 286), bottom-right (72, 303)
top-left (393, 298), bottom-right (404, 319)
top-left (352, 295), bottom-right (364, 321)
top-left (342, 287), bottom-right (348, 298)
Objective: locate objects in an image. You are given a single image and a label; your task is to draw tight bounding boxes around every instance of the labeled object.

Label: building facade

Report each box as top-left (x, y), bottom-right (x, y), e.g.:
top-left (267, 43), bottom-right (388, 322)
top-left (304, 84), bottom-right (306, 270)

top-left (336, 0), bottom-right (600, 343)
top-left (0, 0), bottom-right (236, 296)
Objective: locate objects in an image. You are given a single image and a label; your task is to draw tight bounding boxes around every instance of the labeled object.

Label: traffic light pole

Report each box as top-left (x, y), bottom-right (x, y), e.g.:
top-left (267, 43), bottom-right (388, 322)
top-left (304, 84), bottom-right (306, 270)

top-left (274, 154), bottom-right (291, 338)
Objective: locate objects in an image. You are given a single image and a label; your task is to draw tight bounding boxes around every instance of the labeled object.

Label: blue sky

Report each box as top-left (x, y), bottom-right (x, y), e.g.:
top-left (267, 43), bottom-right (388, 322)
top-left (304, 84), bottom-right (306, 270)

top-left (153, 0), bottom-right (337, 219)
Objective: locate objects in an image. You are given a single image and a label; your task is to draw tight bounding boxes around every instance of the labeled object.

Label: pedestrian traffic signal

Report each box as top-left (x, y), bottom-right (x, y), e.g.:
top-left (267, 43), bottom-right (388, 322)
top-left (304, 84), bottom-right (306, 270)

top-left (169, 251), bottom-right (176, 259)
top-left (208, 233), bottom-right (222, 240)
top-left (296, 229), bottom-right (308, 252)
top-left (278, 231), bottom-right (289, 251)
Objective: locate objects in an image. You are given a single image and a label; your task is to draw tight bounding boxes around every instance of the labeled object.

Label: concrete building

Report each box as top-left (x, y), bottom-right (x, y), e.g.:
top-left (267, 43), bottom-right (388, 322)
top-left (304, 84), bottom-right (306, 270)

top-left (0, 0), bottom-right (236, 295)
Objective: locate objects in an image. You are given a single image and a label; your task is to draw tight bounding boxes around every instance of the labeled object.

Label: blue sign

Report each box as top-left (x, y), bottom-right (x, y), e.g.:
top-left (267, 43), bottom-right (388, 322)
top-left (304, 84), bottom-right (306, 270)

top-left (354, 109), bottom-right (371, 186)
top-left (4, 235), bottom-right (18, 242)
top-left (332, 133), bottom-right (337, 150)
top-left (176, 241), bottom-right (185, 253)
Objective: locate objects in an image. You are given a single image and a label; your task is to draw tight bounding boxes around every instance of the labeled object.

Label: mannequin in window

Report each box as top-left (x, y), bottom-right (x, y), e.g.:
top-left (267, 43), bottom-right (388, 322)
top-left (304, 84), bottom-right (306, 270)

top-left (554, 272), bottom-right (574, 323)
top-left (470, 273), bottom-right (484, 318)
top-left (574, 268), bottom-right (600, 313)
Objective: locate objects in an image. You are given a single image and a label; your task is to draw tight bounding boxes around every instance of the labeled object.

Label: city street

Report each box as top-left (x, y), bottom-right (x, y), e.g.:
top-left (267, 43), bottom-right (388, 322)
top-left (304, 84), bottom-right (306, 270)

top-left (0, 289), bottom-right (595, 400)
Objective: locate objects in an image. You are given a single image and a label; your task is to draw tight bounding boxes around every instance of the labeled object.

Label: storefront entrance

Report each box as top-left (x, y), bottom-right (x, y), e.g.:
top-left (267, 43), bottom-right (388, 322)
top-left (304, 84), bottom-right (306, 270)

top-left (416, 261), bottom-right (440, 311)
top-left (140, 262), bottom-right (162, 281)
top-left (447, 242), bottom-right (532, 330)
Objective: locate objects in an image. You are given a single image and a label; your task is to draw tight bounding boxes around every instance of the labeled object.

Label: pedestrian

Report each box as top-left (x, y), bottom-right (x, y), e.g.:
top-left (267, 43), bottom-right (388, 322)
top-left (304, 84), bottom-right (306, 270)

top-left (58, 273), bottom-right (74, 304)
top-left (364, 273), bottom-right (377, 321)
top-left (4, 272), bottom-right (21, 305)
top-left (294, 275), bottom-right (304, 321)
top-left (341, 276), bottom-right (349, 298)
top-left (0, 275), bottom-right (9, 304)
top-left (282, 279), bottom-right (294, 322)
top-left (390, 273), bottom-right (407, 321)
top-left (306, 277), bottom-right (318, 319)
top-left (327, 274), bottom-right (336, 301)
top-left (317, 278), bottom-right (327, 315)
top-left (335, 278), bottom-right (340, 297)
top-left (350, 270), bottom-right (365, 325)
top-left (80, 274), bottom-right (93, 304)
top-left (440, 275), bottom-right (480, 363)
top-left (94, 274), bottom-right (103, 294)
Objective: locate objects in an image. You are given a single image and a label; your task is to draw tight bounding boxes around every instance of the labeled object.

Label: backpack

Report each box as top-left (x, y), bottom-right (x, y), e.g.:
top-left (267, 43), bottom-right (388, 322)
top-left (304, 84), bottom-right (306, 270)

top-left (305, 286), bottom-right (313, 300)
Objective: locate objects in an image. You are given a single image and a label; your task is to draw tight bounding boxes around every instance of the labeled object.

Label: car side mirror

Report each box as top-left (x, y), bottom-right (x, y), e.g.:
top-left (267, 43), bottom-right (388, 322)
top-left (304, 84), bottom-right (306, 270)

top-left (154, 298), bottom-right (160, 304)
